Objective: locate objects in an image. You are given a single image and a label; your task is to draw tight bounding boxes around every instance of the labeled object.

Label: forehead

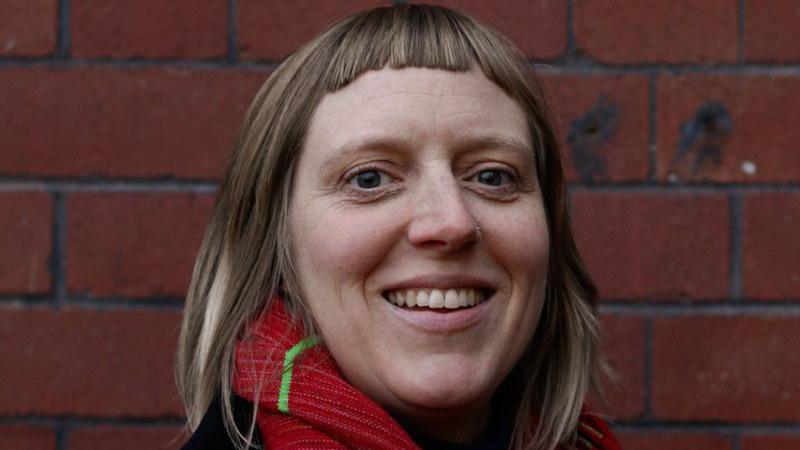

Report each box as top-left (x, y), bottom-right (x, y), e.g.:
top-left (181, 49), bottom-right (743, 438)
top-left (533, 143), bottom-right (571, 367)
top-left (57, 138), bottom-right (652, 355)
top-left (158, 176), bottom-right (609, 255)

top-left (302, 67), bottom-right (531, 158)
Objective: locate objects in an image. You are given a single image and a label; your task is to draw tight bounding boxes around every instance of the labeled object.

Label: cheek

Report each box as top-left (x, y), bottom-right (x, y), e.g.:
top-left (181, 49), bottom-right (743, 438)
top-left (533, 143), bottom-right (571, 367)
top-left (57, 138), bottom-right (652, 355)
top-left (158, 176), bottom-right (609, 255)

top-left (484, 203), bottom-right (550, 281)
top-left (292, 203), bottom-right (405, 289)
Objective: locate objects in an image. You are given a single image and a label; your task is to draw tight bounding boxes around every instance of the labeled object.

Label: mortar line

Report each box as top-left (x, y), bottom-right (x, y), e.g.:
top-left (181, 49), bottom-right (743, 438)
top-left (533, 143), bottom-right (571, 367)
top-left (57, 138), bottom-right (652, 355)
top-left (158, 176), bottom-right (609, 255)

top-left (0, 180), bottom-right (218, 192)
top-left (732, 432), bottom-right (743, 450)
top-left (730, 192), bottom-right (744, 299)
top-left (228, 0), bottom-right (239, 62)
top-left (565, 0), bottom-right (576, 58)
top-left (599, 302), bottom-right (800, 315)
top-left (56, 0), bottom-right (70, 59)
top-left (737, 0), bottom-right (745, 63)
top-left (5, 57), bottom-right (800, 74)
top-left (643, 316), bottom-right (654, 418)
top-left (52, 192), bottom-right (67, 306)
top-left (648, 75), bottom-right (658, 181)
top-left (55, 421), bottom-right (67, 450)
top-left (611, 422), bottom-right (800, 432)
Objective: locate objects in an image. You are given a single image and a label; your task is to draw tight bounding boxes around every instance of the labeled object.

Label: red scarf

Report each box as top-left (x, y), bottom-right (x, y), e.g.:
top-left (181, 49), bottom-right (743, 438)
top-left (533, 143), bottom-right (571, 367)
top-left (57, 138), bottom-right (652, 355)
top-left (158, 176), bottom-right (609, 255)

top-left (232, 299), bottom-right (621, 450)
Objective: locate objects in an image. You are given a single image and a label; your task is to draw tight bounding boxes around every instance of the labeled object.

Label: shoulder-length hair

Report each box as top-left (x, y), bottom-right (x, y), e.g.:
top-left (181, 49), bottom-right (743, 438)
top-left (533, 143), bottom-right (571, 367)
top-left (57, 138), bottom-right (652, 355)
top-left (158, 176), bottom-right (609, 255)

top-left (176, 4), bottom-right (601, 449)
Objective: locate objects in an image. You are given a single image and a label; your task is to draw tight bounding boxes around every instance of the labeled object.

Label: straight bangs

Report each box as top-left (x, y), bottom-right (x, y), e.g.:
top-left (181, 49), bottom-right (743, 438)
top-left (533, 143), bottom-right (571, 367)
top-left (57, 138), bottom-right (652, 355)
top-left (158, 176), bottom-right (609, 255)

top-left (301, 5), bottom-right (531, 99)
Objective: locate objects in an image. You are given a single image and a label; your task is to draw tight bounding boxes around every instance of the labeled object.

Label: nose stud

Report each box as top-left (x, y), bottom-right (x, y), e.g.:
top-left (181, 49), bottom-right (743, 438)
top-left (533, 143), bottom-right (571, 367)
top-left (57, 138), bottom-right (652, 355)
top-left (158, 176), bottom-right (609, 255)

top-left (474, 220), bottom-right (481, 237)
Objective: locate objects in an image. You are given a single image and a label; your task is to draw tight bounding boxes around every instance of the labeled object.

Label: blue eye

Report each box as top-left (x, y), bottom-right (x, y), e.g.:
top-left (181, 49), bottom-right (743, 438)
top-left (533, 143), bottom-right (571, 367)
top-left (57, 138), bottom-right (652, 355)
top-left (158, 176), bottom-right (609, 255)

top-left (351, 170), bottom-right (384, 189)
top-left (476, 169), bottom-right (512, 186)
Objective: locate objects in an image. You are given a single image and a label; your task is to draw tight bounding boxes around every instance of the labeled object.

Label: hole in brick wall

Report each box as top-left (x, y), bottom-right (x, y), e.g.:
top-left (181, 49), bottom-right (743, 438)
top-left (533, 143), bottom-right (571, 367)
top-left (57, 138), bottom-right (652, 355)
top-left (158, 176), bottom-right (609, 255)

top-left (568, 95), bottom-right (620, 182)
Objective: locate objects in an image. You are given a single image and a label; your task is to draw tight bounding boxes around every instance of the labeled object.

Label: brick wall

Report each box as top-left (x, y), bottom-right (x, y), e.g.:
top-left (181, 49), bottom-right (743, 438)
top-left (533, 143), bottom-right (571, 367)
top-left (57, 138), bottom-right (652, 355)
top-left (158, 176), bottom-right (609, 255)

top-left (1, 1), bottom-right (798, 449)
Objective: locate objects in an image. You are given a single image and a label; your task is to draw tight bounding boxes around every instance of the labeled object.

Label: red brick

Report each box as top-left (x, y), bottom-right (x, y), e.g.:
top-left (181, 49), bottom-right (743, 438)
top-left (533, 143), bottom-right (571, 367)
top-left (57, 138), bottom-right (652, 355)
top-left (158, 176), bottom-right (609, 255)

top-left (657, 75), bottom-right (800, 183)
top-left (237, 0), bottom-right (389, 60)
top-left (617, 431), bottom-right (732, 450)
top-left (572, 192), bottom-right (729, 300)
top-left (0, 67), bottom-right (265, 179)
top-left (67, 193), bottom-right (214, 299)
top-left (0, 425), bottom-right (56, 450)
top-left (72, 0), bottom-right (227, 59)
top-left (0, 306), bottom-right (183, 416)
top-left (421, 0), bottom-right (566, 58)
top-left (653, 315), bottom-right (800, 421)
top-left (0, 193), bottom-right (52, 294)
top-left (744, 193), bottom-right (800, 299)
top-left (594, 314), bottom-right (646, 419)
top-left (0, 0), bottom-right (57, 56)
top-left (69, 426), bottom-right (186, 450)
top-left (744, 0), bottom-right (800, 62)
top-left (574, 0), bottom-right (738, 64)
top-left (540, 74), bottom-right (649, 182)
top-left (741, 435), bottom-right (800, 450)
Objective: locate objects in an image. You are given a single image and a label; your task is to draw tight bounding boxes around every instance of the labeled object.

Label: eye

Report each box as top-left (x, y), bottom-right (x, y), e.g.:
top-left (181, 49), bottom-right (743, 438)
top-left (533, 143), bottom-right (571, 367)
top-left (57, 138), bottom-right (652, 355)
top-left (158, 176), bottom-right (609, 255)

top-left (475, 169), bottom-right (513, 187)
top-left (349, 169), bottom-right (390, 189)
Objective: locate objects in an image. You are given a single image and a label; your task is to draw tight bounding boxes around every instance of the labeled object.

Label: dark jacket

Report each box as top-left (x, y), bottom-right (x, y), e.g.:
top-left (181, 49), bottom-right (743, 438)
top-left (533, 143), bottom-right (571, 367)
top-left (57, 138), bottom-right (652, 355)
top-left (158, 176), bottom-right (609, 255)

top-left (181, 394), bottom-right (513, 450)
top-left (181, 395), bottom-right (261, 450)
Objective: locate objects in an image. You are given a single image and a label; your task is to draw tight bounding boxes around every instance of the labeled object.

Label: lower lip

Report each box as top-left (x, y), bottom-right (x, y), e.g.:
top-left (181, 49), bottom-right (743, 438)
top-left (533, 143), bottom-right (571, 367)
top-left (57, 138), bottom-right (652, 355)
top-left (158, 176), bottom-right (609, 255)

top-left (386, 296), bottom-right (493, 333)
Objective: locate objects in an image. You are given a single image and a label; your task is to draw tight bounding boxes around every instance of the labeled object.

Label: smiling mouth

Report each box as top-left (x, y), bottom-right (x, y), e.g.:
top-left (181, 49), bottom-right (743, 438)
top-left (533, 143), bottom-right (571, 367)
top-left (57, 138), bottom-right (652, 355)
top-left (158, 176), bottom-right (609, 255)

top-left (382, 288), bottom-right (493, 310)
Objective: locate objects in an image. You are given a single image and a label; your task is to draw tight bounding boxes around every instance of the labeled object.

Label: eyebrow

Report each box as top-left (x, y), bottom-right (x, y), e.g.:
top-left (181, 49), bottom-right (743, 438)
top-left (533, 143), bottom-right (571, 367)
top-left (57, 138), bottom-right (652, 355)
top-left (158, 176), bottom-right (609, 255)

top-left (320, 134), bottom-right (535, 173)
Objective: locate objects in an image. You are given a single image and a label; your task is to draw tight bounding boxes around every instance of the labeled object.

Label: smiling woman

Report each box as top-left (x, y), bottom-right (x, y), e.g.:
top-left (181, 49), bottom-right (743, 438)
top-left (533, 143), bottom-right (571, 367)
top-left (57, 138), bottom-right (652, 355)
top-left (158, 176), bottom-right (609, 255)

top-left (291, 67), bottom-right (549, 443)
top-left (177, 4), bottom-right (620, 450)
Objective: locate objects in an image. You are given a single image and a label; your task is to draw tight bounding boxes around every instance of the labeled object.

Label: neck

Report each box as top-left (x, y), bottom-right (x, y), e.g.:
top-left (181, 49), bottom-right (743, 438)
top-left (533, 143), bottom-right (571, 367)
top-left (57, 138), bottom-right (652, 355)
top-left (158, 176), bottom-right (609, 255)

top-left (399, 404), bottom-right (491, 444)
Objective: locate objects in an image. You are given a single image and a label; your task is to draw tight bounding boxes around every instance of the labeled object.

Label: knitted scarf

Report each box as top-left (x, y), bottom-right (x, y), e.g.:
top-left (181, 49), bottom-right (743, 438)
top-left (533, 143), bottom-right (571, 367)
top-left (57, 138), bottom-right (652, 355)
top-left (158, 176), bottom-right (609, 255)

top-left (232, 299), bottom-right (621, 450)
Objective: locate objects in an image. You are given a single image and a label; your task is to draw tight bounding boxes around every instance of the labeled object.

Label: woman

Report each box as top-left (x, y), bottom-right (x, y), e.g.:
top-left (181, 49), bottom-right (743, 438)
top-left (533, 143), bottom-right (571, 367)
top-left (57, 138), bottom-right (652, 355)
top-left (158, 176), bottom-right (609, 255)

top-left (177, 4), bottom-right (621, 450)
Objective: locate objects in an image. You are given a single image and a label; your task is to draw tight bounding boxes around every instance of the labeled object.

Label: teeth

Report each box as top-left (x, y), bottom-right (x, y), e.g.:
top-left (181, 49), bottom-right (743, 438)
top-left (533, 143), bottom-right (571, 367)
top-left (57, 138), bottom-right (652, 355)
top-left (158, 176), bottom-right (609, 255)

top-left (384, 288), bottom-right (489, 309)
top-left (458, 290), bottom-right (468, 307)
top-left (429, 290), bottom-right (444, 308)
top-left (444, 290), bottom-right (460, 309)
top-left (416, 290), bottom-right (429, 307)
top-left (405, 289), bottom-right (416, 307)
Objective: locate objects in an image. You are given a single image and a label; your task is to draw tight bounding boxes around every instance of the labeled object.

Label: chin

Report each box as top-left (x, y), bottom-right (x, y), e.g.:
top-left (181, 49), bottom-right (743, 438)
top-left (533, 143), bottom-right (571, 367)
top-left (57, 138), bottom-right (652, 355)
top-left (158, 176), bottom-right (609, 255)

top-left (388, 358), bottom-right (497, 412)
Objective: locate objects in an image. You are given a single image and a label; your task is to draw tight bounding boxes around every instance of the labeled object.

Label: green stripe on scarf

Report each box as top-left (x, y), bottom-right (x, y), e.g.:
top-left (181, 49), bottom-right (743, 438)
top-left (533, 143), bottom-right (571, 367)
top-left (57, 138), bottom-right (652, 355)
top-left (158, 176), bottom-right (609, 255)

top-left (278, 336), bottom-right (319, 414)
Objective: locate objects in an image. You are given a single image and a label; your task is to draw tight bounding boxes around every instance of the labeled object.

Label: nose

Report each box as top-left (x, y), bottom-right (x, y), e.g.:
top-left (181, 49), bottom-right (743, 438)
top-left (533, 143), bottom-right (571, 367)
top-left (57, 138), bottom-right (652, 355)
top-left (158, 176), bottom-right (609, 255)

top-left (407, 174), bottom-right (479, 252)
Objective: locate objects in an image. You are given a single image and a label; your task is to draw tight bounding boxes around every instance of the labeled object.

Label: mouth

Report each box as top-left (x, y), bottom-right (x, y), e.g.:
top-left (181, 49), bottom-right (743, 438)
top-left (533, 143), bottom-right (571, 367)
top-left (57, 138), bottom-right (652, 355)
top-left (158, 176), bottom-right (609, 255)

top-left (382, 287), bottom-right (494, 310)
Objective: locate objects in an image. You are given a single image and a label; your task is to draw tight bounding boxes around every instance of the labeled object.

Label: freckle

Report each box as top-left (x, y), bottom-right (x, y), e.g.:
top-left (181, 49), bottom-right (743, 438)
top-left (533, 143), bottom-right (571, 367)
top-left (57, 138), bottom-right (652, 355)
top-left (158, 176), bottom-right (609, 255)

top-left (741, 161), bottom-right (757, 176)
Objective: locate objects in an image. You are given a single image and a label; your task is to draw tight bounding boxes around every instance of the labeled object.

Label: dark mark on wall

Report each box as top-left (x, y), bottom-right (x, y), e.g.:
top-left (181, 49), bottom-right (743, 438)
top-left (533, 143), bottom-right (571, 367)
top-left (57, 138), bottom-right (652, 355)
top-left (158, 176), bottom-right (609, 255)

top-left (673, 101), bottom-right (733, 176)
top-left (567, 95), bottom-right (619, 182)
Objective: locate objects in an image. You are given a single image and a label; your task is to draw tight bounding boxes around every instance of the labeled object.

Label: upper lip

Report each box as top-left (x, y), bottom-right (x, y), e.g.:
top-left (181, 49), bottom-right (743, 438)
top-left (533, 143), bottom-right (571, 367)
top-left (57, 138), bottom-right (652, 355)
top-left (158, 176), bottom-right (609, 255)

top-left (381, 274), bottom-right (496, 293)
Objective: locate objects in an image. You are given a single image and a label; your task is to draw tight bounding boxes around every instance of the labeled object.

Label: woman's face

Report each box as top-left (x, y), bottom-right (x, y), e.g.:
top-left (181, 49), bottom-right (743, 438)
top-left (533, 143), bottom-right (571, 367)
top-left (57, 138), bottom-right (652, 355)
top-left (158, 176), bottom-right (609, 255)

top-left (289, 67), bottom-right (549, 439)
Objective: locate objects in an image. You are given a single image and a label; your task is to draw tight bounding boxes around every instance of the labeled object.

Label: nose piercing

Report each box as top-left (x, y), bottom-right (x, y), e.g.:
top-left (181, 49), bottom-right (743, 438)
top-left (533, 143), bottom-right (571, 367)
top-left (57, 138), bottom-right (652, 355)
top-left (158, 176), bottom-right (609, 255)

top-left (474, 220), bottom-right (481, 236)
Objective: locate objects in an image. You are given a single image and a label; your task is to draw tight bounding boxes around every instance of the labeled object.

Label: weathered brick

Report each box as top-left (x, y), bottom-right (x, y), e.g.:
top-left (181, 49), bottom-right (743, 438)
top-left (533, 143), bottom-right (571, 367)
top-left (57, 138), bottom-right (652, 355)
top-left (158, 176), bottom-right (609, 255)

top-left (574, 0), bottom-right (738, 64)
top-left (0, 193), bottom-right (52, 294)
top-left (422, 0), bottom-right (566, 58)
top-left (0, 0), bottom-right (57, 56)
top-left (237, 0), bottom-right (389, 60)
top-left (71, 0), bottom-right (227, 59)
top-left (540, 74), bottom-right (649, 182)
top-left (741, 435), bottom-right (800, 450)
top-left (67, 192), bottom-right (214, 299)
top-left (0, 67), bottom-right (266, 179)
top-left (653, 315), bottom-right (800, 421)
top-left (0, 306), bottom-right (183, 416)
top-left (657, 75), bottom-right (800, 183)
top-left (572, 192), bottom-right (730, 300)
top-left (617, 432), bottom-right (733, 450)
top-left (595, 313), bottom-right (647, 419)
top-left (0, 424), bottom-right (56, 450)
top-left (68, 426), bottom-right (185, 450)
top-left (744, 0), bottom-right (800, 62)
top-left (744, 193), bottom-right (800, 300)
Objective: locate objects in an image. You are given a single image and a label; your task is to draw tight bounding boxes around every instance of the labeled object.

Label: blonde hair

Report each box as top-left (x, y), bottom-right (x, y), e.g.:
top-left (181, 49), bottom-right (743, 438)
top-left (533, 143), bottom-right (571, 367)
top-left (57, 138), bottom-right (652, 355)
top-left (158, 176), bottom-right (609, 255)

top-left (176, 5), bottom-right (601, 449)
